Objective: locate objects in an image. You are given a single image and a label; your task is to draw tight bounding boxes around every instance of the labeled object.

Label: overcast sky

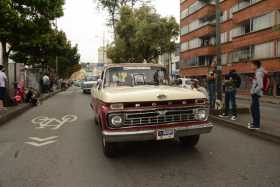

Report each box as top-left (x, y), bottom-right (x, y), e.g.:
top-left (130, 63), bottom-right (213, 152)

top-left (57, 0), bottom-right (180, 63)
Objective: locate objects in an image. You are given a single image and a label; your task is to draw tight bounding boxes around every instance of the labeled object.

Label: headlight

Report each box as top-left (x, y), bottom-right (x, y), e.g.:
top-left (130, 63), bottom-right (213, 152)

top-left (110, 115), bottom-right (123, 127)
top-left (195, 109), bottom-right (208, 121)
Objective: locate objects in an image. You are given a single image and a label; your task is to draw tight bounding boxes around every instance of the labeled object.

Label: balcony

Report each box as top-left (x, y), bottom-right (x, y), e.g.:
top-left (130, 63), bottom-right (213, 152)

top-left (181, 4), bottom-right (215, 25)
top-left (181, 24), bottom-right (215, 42)
top-left (181, 46), bottom-right (216, 60)
top-left (232, 28), bottom-right (280, 49)
top-left (232, 0), bottom-right (280, 24)
top-left (180, 66), bottom-right (209, 77)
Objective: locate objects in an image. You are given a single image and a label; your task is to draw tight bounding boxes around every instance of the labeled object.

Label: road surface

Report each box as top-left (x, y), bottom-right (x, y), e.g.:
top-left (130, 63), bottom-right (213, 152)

top-left (0, 87), bottom-right (279, 187)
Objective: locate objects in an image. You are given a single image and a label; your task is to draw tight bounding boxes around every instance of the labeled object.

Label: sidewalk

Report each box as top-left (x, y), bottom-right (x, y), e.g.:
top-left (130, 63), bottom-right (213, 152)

top-left (211, 99), bottom-right (280, 144)
top-left (237, 95), bottom-right (280, 105)
top-left (0, 89), bottom-right (62, 126)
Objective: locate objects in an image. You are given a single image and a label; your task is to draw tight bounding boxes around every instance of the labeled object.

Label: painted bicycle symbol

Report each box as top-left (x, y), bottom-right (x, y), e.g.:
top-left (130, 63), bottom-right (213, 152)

top-left (31, 115), bottom-right (78, 130)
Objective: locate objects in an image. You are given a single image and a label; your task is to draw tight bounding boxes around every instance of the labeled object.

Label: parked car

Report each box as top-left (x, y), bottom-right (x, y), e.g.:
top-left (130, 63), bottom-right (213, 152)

top-left (81, 76), bottom-right (98, 94)
top-left (90, 63), bottom-right (213, 157)
top-left (73, 80), bottom-right (82, 87)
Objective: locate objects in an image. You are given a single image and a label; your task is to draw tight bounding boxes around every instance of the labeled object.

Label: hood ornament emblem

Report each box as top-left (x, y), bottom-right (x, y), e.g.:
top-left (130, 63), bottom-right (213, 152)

top-left (157, 94), bottom-right (167, 100)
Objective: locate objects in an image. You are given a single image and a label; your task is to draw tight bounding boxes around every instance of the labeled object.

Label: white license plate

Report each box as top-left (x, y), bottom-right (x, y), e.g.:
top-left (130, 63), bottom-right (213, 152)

top-left (156, 129), bottom-right (175, 140)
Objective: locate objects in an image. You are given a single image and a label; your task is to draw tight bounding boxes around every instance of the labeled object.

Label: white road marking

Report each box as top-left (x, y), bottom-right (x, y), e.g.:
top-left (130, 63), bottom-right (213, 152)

top-left (25, 136), bottom-right (59, 147)
top-left (29, 136), bottom-right (58, 142)
top-left (31, 115), bottom-right (78, 130)
top-left (25, 140), bottom-right (57, 147)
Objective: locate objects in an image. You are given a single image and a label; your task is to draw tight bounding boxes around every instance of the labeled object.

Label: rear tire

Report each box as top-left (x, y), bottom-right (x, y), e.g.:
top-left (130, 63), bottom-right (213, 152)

top-left (102, 137), bottom-right (117, 158)
top-left (179, 135), bottom-right (200, 147)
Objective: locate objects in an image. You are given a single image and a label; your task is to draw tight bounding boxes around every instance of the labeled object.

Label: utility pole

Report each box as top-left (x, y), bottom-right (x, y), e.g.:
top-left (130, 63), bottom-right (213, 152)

top-left (215, 0), bottom-right (223, 101)
top-left (103, 32), bottom-right (105, 64)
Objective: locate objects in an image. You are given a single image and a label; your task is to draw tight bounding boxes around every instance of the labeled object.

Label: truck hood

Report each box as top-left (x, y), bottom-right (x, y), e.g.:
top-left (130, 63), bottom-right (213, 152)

top-left (97, 85), bottom-right (206, 103)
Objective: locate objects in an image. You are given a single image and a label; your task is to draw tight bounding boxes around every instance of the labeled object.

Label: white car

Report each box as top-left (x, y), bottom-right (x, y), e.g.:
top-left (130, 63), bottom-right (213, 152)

top-left (81, 76), bottom-right (98, 94)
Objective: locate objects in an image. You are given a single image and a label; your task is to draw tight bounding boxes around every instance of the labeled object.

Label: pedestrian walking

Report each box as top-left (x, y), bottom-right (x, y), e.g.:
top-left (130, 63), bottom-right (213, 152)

top-left (219, 69), bottom-right (241, 121)
top-left (0, 65), bottom-right (7, 110)
top-left (207, 70), bottom-right (216, 109)
top-left (248, 60), bottom-right (267, 129)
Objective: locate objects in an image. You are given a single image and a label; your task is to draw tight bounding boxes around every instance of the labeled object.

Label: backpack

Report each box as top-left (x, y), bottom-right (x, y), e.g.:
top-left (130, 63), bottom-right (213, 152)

top-left (262, 71), bottom-right (270, 93)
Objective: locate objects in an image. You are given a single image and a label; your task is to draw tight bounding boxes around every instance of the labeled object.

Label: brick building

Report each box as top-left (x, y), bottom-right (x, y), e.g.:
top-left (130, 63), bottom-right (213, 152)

top-left (180, 0), bottom-right (280, 96)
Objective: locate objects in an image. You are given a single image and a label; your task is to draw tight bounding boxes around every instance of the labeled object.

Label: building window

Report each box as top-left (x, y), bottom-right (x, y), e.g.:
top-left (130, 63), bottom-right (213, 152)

top-left (221, 10), bottom-right (228, 22)
top-left (229, 5), bottom-right (238, 18)
top-left (229, 46), bottom-right (252, 63)
top-left (189, 38), bottom-right (202, 49)
top-left (235, 0), bottom-right (263, 12)
top-left (253, 41), bottom-right (274, 59)
top-left (181, 42), bottom-right (188, 52)
top-left (221, 32), bottom-right (228, 43)
top-left (188, 20), bottom-right (200, 32)
top-left (180, 8), bottom-right (188, 20)
top-left (221, 54), bottom-right (228, 65)
top-left (188, 1), bottom-right (205, 15)
top-left (180, 26), bottom-right (188, 36)
top-left (185, 56), bottom-right (211, 67)
top-left (252, 12), bottom-right (273, 32)
top-left (231, 12), bottom-right (274, 38)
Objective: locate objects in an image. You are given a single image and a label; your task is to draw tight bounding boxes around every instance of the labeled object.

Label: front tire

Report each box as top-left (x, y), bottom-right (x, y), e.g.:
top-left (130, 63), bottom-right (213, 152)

top-left (102, 137), bottom-right (117, 158)
top-left (179, 135), bottom-right (200, 147)
top-left (94, 115), bottom-right (99, 126)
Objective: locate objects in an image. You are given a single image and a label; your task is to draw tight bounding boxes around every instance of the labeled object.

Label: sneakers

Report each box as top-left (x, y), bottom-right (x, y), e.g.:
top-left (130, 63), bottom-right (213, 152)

top-left (247, 122), bottom-right (260, 130)
top-left (218, 114), bottom-right (237, 121)
top-left (218, 113), bottom-right (229, 118)
top-left (230, 116), bottom-right (237, 121)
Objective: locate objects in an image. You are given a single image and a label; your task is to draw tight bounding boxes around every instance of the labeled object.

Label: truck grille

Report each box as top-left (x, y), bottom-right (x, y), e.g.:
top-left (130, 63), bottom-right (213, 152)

top-left (123, 108), bottom-right (195, 126)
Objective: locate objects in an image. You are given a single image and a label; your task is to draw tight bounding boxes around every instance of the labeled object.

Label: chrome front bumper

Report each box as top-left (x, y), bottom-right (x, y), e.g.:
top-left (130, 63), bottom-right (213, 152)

top-left (102, 123), bottom-right (214, 143)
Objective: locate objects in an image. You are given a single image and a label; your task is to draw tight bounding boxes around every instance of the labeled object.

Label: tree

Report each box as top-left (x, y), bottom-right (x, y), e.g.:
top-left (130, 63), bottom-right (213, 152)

top-left (107, 5), bottom-right (179, 63)
top-left (96, 0), bottom-right (144, 37)
top-left (11, 28), bottom-right (81, 78)
top-left (0, 0), bottom-right (64, 71)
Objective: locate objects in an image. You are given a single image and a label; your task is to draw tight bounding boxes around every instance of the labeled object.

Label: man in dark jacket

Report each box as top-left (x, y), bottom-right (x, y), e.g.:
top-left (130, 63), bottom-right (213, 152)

top-left (219, 69), bottom-right (239, 121)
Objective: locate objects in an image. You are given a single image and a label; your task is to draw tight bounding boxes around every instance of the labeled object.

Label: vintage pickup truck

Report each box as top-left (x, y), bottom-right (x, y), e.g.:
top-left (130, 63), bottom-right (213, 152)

top-left (90, 63), bottom-right (213, 157)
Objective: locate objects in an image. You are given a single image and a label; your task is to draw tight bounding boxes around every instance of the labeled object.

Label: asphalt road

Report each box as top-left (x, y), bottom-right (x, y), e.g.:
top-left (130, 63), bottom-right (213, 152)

top-left (0, 87), bottom-right (279, 187)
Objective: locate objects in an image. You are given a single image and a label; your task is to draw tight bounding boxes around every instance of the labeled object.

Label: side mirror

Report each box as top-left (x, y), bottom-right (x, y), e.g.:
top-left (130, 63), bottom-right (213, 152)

top-left (97, 79), bottom-right (102, 90)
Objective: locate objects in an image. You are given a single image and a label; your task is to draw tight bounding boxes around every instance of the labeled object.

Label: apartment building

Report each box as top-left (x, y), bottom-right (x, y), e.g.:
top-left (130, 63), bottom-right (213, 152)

top-left (180, 0), bottom-right (280, 96)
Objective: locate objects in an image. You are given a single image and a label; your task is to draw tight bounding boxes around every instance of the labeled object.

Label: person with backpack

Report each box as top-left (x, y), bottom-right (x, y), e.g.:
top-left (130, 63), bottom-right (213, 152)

top-left (219, 69), bottom-right (240, 121)
top-left (248, 60), bottom-right (268, 129)
top-left (42, 73), bottom-right (50, 93)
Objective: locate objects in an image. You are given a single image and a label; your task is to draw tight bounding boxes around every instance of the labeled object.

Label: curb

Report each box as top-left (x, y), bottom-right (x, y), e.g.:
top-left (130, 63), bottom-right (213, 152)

top-left (237, 96), bottom-right (280, 105)
top-left (210, 107), bottom-right (250, 115)
top-left (210, 115), bottom-right (280, 145)
top-left (0, 89), bottom-right (63, 126)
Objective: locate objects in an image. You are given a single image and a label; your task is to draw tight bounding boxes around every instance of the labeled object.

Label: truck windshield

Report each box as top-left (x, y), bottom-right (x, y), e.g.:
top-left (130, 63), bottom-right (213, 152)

top-left (104, 66), bottom-right (168, 87)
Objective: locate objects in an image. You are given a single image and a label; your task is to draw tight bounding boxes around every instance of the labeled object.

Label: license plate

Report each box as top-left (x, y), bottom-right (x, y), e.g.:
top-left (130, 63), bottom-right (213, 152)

top-left (156, 129), bottom-right (175, 140)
